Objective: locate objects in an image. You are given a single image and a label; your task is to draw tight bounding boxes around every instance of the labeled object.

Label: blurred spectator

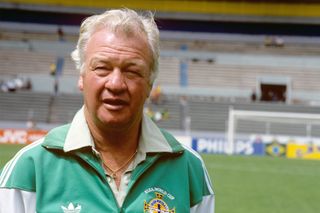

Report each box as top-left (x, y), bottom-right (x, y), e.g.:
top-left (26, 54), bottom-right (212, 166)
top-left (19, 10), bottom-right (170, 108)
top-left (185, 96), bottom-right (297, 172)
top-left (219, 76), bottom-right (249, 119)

top-left (150, 84), bottom-right (163, 104)
top-left (161, 108), bottom-right (170, 120)
top-left (54, 78), bottom-right (59, 96)
top-left (179, 96), bottom-right (190, 132)
top-left (144, 106), bottom-right (170, 122)
top-left (24, 78), bottom-right (32, 90)
top-left (0, 76), bottom-right (33, 93)
top-left (26, 120), bottom-right (37, 129)
top-left (7, 79), bottom-right (17, 92)
top-left (270, 91), bottom-right (278, 101)
top-left (13, 77), bottom-right (24, 89)
top-left (144, 106), bottom-right (155, 119)
top-left (57, 26), bottom-right (65, 41)
top-left (0, 80), bottom-right (8, 92)
top-left (154, 111), bottom-right (162, 121)
top-left (50, 63), bottom-right (57, 76)
top-left (251, 89), bottom-right (257, 102)
top-left (264, 36), bottom-right (284, 47)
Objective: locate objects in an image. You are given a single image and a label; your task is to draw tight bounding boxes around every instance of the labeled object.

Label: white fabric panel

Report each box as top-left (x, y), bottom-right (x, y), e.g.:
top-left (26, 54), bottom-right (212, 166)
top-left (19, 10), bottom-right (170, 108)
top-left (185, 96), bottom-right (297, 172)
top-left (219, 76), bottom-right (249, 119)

top-left (190, 194), bottom-right (215, 213)
top-left (181, 144), bottom-right (214, 194)
top-left (0, 188), bottom-right (36, 213)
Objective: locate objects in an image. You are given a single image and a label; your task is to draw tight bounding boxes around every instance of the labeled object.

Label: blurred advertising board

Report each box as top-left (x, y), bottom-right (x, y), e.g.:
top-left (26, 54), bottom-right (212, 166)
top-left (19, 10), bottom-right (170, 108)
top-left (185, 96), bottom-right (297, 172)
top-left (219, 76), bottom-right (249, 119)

top-left (191, 137), bottom-right (264, 156)
top-left (2, 128), bottom-right (320, 160)
top-left (287, 144), bottom-right (320, 160)
top-left (191, 134), bottom-right (320, 160)
top-left (0, 128), bottom-right (47, 144)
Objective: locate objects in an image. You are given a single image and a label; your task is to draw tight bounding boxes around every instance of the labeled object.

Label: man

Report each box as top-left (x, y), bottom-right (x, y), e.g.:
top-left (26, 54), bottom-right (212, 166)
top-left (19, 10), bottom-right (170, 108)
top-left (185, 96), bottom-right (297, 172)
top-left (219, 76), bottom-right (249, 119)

top-left (0, 9), bottom-right (214, 212)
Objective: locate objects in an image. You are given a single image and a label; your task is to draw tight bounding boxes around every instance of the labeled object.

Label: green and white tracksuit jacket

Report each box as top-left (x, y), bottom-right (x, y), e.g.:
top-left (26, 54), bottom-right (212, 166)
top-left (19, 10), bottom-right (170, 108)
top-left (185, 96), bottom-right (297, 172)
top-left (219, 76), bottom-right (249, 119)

top-left (0, 108), bottom-right (214, 213)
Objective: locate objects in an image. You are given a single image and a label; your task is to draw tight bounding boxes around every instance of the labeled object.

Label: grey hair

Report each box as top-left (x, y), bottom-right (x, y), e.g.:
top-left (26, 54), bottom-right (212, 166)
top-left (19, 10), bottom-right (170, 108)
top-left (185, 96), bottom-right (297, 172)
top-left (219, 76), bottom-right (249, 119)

top-left (71, 9), bottom-right (160, 84)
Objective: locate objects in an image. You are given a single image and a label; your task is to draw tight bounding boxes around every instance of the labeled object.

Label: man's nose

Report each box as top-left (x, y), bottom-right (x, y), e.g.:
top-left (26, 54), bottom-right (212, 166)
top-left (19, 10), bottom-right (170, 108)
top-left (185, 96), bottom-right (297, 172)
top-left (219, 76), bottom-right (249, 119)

top-left (104, 69), bottom-right (127, 93)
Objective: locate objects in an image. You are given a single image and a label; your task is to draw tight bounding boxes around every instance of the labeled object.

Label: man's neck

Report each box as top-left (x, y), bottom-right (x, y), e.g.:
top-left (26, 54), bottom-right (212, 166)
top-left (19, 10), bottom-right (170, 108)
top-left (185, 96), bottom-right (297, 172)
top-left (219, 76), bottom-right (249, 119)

top-left (90, 123), bottom-right (141, 190)
top-left (93, 127), bottom-right (140, 154)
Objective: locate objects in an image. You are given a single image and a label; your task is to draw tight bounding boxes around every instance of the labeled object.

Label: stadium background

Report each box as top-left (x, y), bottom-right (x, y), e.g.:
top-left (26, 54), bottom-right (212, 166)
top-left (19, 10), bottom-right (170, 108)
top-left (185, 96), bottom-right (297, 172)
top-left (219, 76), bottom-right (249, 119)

top-left (1, 0), bottom-right (320, 212)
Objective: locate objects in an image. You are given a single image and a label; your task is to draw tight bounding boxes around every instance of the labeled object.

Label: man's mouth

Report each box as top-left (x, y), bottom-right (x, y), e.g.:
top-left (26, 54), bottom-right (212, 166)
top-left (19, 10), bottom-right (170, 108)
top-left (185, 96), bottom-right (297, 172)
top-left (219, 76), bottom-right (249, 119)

top-left (102, 98), bottom-right (129, 110)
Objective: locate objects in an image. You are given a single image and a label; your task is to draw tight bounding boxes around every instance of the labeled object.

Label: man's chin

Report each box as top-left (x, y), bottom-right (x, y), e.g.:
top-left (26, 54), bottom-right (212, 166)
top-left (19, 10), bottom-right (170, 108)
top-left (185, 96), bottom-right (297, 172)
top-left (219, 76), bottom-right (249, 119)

top-left (99, 116), bottom-right (131, 130)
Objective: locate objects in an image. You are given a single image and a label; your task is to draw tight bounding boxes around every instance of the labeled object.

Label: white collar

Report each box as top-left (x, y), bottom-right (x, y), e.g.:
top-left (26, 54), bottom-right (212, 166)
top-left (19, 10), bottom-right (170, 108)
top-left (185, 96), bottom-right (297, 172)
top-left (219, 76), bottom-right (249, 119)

top-left (63, 106), bottom-right (172, 153)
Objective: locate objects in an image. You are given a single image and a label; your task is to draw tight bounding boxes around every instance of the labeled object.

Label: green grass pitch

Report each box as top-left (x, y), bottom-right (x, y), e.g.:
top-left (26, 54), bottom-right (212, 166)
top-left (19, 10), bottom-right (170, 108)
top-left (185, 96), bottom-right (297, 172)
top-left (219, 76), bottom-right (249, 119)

top-left (1, 144), bottom-right (319, 213)
top-left (202, 154), bottom-right (320, 213)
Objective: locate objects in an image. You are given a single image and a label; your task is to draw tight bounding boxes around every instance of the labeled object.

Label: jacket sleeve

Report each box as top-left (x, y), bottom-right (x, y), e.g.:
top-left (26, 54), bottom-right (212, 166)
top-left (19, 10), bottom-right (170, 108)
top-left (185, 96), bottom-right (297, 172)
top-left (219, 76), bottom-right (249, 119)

top-left (190, 194), bottom-right (215, 213)
top-left (0, 140), bottom-right (42, 213)
top-left (184, 145), bottom-right (215, 213)
top-left (0, 188), bottom-right (36, 213)
top-left (189, 164), bottom-right (215, 213)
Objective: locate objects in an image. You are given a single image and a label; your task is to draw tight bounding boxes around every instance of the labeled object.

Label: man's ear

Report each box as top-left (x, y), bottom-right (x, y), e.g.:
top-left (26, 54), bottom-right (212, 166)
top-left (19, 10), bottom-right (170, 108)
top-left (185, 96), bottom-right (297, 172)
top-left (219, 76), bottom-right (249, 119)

top-left (78, 76), bottom-right (84, 91)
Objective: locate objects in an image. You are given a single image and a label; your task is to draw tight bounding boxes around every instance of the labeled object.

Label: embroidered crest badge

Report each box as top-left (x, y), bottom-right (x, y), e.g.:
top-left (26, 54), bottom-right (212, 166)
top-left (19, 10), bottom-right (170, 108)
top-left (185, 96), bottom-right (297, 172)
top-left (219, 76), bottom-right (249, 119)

top-left (61, 202), bottom-right (82, 213)
top-left (144, 192), bottom-right (175, 213)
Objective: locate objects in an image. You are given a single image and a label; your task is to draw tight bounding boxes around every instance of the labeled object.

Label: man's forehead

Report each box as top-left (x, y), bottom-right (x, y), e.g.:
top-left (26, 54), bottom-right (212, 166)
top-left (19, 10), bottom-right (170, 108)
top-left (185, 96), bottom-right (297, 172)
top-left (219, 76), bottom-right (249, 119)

top-left (85, 28), bottom-right (153, 69)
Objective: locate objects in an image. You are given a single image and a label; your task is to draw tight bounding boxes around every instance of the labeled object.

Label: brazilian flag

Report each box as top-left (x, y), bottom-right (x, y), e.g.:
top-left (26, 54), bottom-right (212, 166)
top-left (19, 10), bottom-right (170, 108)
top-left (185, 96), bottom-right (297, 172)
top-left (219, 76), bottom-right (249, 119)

top-left (266, 140), bottom-right (286, 157)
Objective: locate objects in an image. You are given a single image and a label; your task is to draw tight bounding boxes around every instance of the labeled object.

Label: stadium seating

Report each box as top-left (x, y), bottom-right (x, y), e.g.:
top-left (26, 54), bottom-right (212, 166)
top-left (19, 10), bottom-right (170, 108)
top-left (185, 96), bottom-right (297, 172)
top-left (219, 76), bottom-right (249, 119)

top-left (2, 36), bottom-right (320, 103)
top-left (0, 91), bottom-right (51, 123)
top-left (2, 91), bottom-right (320, 137)
top-left (2, 23), bottom-right (320, 137)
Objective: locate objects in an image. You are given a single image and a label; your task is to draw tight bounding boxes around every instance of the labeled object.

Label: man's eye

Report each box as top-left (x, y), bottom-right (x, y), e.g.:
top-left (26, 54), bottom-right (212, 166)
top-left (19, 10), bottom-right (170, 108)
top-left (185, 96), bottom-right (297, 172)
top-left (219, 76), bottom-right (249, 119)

top-left (94, 66), bottom-right (109, 70)
top-left (94, 67), bottom-right (110, 76)
top-left (124, 69), bottom-right (143, 78)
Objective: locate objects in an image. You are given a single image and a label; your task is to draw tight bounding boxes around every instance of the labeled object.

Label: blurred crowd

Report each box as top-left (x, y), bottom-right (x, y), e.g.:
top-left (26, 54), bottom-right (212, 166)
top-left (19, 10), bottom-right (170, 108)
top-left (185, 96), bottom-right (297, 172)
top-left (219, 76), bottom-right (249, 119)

top-left (0, 76), bottom-right (32, 92)
top-left (144, 84), bottom-right (170, 122)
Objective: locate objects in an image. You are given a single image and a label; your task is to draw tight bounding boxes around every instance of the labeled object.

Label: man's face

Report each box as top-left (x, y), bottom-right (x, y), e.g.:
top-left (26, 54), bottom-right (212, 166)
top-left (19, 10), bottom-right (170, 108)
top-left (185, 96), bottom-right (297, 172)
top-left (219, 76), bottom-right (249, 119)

top-left (79, 28), bottom-right (152, 131)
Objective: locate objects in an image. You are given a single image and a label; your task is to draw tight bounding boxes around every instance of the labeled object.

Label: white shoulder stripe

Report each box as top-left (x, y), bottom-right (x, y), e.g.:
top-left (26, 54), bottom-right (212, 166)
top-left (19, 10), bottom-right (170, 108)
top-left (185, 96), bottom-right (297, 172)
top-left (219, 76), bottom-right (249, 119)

top-left (190, 194), bottom-right (215, 213)
top-left (0, 159), bottom-right (14, 186)
top-left (0, 138), bottom-right (44, 187)
top-left (181, 144), bottom-right (214, 195)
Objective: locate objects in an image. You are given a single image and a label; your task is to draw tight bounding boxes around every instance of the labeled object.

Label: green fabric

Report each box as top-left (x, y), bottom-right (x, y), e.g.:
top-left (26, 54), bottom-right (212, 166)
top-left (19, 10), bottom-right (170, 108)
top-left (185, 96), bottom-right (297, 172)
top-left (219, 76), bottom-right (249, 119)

top-left (2, 125), bottom-right (212, 212)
